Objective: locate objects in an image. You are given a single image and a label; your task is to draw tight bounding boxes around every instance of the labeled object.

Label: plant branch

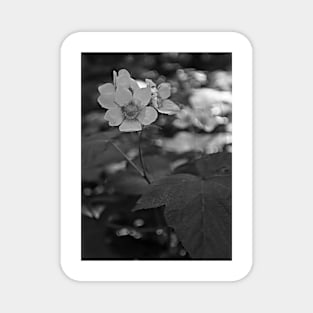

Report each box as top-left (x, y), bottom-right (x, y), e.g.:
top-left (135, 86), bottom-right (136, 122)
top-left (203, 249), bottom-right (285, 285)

top-left (110, 141), bottom-right (144, 178)
top-left (138, 130), bottom-right (151, 184)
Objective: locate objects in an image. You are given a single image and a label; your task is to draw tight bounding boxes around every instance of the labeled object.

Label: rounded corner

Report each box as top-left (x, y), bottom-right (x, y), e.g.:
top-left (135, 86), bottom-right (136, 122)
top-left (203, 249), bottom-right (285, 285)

top-left (231, 260), bottom-right (254, 282)
top-left (59, 259), bottom-right (82, 283)
top-left (230, 31), bottom-right (253, 51)
top-left (60, 31), bottom-right (83, 52)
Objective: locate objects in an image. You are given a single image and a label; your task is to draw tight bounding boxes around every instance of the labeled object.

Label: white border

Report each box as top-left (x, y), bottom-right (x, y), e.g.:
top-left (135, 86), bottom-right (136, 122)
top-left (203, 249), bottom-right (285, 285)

top-left (60, 32), bottom-right (253, 281)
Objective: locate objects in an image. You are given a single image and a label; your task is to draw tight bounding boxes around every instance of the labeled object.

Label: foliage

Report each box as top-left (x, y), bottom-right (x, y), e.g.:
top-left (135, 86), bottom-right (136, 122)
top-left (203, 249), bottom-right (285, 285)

top-left (135, 153), bottom-right (231, 259)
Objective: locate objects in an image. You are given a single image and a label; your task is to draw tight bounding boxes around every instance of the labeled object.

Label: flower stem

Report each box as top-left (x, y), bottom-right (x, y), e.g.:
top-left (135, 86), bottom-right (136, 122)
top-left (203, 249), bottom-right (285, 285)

top-left (110, 141), bottom-right (145, 178)
top-left (138, 130), bottom-right (151, 184)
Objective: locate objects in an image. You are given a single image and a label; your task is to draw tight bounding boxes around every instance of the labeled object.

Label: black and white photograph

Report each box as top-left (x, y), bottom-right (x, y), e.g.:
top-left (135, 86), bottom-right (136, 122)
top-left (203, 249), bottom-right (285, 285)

top-left (81, 53), bottom-right (232, 260)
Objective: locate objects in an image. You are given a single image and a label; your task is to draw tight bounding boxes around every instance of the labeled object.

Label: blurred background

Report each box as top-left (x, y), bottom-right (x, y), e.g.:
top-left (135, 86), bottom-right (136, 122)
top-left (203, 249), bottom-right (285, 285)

top-left (82, 53), bottom-right (232, 259)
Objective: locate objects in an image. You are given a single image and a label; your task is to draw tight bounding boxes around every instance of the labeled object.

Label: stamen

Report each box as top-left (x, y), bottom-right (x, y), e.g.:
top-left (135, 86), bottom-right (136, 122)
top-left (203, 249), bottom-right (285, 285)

top-left (123, 104), bottom-right (139, 120)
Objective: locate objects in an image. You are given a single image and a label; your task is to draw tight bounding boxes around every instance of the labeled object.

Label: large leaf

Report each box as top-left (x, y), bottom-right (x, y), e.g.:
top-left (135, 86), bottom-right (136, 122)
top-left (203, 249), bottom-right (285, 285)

top-left (135, 153), bottom-right (231, 259)
top-left (174, 152), bottom-right (231, 179)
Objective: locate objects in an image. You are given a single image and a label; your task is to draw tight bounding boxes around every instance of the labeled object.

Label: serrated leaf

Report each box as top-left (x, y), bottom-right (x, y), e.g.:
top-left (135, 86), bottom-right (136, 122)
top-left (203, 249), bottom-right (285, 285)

top-left (175, 152), bottom-right (232, 180)
top-left (135, 153), bottom-right (231, 259)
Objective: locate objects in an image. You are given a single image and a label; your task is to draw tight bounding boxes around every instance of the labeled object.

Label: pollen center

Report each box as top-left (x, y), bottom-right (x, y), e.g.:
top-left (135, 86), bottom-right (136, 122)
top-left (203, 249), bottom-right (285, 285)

top-left (123, 104), bottom-right (139, 119)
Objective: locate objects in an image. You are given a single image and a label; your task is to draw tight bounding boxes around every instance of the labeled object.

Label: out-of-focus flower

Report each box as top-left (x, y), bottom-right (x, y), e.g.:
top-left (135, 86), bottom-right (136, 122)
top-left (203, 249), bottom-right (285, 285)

top-left (173, 88), bottom-right (232, 132)
top-left (190, 88), bottom-right (232, 109)
top-left (173, 107), bottom-right (220, 132)
top-left (209, 71), bottom-right (232, 91)
top-left (157, 131), bottom-right (231, 154)
top-left (103, 87), bottom-right (158, 132)
top-left (146, 79), bottom-right (180, 115)
top-left (193, 71), bottom-right (207, 84)
top-left (176, 69), bottom-right (208, 88)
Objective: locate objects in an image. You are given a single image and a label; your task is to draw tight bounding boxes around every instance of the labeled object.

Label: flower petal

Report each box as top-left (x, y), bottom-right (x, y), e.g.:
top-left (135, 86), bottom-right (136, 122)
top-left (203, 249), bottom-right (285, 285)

top-left (115, 87), bottom-right (132, 106)
top-left (116, 75), bottom-right (131, 89)
top-left (158, 83), bottom-right (171, 99)
top-left (158, 99), bottom-right (180, 115)
top-left (133, 87), bottom-right (151, 107)
top-left (119, 119), bottom-right (142, 132)
top-left (97, 83), bottom-right (115, 108)
top-left (104, 107), bottom-right (124, 126)
top-left (137, 107), bottom-right (158, 125)
top-left (118, 69), bottom-right (131, 77)
top-left (98, 83), bottom-right (114, 95)
top-left (130, 79), bottom-right (140, 92)
top-left (97, 94), bottom-right (116, 109)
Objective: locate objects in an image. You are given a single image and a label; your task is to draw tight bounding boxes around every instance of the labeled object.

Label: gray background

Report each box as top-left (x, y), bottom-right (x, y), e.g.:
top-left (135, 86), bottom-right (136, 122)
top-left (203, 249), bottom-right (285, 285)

top-left (0, 0), bottom-right (312, 312)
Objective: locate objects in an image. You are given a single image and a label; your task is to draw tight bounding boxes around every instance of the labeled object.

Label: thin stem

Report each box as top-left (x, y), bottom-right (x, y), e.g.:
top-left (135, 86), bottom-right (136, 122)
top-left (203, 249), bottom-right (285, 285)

top-left (110, 141), bottom-right (144, 178)
top-left (138, 130), bottom-right (151, 184)
top-left (138, 131), bottom-right (164, 228)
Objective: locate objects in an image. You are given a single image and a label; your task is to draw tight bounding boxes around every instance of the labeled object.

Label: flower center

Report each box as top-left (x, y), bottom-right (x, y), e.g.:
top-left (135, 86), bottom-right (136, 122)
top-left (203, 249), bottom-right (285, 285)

top-left (123, 103), bottom-right (139, 120)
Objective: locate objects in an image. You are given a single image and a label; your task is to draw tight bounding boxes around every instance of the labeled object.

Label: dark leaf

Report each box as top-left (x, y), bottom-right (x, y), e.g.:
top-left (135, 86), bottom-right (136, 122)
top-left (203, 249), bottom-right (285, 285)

top-left (135, 153), bottom-right (231, 259)
top-left (175, 152), bottom-right (232, 180)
